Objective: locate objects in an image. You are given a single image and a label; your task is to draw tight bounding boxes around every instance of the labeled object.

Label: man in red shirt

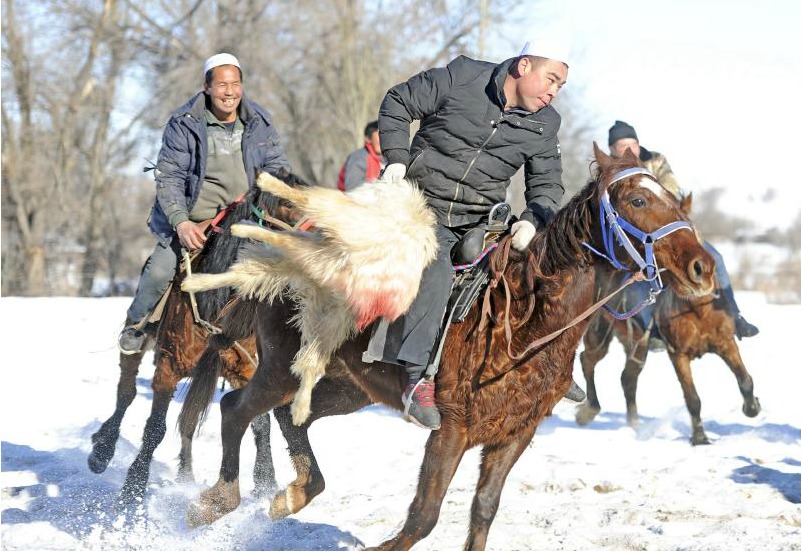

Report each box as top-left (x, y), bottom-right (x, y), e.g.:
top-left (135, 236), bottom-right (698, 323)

top-left (337, 120), bottom-right (385, 191)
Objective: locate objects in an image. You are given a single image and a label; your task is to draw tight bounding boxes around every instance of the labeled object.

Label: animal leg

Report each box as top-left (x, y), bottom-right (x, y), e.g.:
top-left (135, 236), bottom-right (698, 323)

top-left (576, 316), bottom-right (612, 426)
top-left (668, 353), bottom-right (710, 445)
top-left (188, 301), bottom-right (301, 526)
top-left (715, 339), bottom-right (761, 418)
top-left (370, 426), bottom-right (468, 551)
top-left (88, 350), bottom-right (144, 473)
top-left (290, 299), bottom-right (355, 425)
top-left (464, 429), bottom-right (537, 551)
top-left (269, 377), bottom-right (371, 518)
top-left (118, 386), bottom-right (174, 506)
top-left (186, 387), bottom-right (259, 527)
top-left (288, 340), bottom-right (328, 425)
top-left (251, 411), bottom-right (277, 498)
top-left (256, 172), bottom-right (310, 206)
top-left (621, 334), bottom-right (648, 428)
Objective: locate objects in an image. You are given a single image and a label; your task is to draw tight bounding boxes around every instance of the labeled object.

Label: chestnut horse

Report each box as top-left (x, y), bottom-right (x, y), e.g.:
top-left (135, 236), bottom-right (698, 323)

top-left (87, 173), bottom-right (304, 507)
top-left (181, 145), bottom-right (716, 550)
top-left (575, 272), bottom-right (761, 445)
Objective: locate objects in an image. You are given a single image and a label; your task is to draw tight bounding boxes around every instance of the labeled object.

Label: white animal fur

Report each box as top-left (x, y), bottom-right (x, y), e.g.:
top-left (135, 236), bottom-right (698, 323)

top-left (182, 173), bottom-right (438, 424)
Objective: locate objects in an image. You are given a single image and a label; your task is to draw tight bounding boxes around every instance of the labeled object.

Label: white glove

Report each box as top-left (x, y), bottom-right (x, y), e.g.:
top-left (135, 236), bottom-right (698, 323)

top-left (510, 220), bottom-right (536, 251)
top-left (382, 163), bottom-right (407, 183)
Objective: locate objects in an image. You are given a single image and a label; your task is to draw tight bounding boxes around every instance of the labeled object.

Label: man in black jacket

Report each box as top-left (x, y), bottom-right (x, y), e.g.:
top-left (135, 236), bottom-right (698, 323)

top-left (378, 39), bottom-right (570, 429)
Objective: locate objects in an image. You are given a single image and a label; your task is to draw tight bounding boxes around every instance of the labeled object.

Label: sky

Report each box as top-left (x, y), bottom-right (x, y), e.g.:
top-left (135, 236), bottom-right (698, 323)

top-left (493, 0), bottom-right (802, 229)
top-left (0, 292), bottom-right (799, 550)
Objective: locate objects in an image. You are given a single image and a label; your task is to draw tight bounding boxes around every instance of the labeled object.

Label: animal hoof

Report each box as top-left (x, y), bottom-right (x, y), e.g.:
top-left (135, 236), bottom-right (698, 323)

top-left (186, 479), bottom-right (241, 527)
top-left (743, 397), bottom-right (761, 418)
top-left (268, 492), bottom-right (291, 519)
top-left (87, 452), bottom-right (110, 474)
top-left (575, 404), bottom-right (600, 426)
top-left (691, 434), bottom-right (712, 446)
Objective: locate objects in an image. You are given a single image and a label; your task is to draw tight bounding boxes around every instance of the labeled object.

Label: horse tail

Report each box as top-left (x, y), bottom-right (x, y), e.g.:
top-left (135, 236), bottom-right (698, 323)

top-left (177, 335), bottom-right (228, 437)
top-left (177, 297), bottom-right (258, 437)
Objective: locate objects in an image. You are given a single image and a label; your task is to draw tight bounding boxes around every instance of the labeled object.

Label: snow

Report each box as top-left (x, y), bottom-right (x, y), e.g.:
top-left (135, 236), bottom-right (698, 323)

top-left (1, 294), bottom-right (799, 550)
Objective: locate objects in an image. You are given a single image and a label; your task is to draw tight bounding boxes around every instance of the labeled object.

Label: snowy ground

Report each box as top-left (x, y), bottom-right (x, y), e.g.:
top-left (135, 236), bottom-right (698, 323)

top-left (1, 294), bottom-right (799, 550)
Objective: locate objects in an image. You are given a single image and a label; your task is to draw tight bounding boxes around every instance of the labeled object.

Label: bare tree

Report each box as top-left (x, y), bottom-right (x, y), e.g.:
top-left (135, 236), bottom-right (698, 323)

top-left (2, 0), bottom-right (54, 295)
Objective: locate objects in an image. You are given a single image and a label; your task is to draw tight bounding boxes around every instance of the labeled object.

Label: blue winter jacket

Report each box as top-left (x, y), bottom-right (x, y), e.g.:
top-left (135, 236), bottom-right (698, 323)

top-left (148, 92), bottom-right (290, 244)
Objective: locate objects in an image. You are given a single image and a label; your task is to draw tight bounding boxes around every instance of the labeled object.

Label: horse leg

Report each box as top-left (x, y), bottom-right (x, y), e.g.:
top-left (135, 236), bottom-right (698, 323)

top-left (187, 301), bottom-right (301, 527)
top-left (250, 410), bottom-right (277, 498)
top-left (118, 380), bottom-right (176, 506)
top-left (464, 430), bottom-right (536, 551)
top-left (269, 404), bottom-right (323, 518)
top-left (668, 353), bottom-right (710, 445)
top-left (269, 376), bottom-right (371, 518)
top-left (621, 330), bottom-right (649, 428)
top-left (88, 351), bottom-right (144, 473)
top-left (576, 316), bottom-right (612, 426)
top-left (370, 427), bottom-right (468, 551)
top-left (176, 420), bottom-right (194, 484)
top-left (715, 339), bottom-right (761, 418)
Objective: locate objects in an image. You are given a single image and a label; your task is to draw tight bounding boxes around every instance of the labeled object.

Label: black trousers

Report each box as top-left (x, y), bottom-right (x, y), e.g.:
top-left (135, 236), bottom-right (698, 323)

top-left (385, 223), bottom-right (463, 372)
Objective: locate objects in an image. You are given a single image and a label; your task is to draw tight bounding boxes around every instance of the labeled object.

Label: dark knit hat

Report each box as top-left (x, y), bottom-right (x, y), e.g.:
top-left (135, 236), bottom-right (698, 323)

top-left (608, 120), bottom-right (638, 145)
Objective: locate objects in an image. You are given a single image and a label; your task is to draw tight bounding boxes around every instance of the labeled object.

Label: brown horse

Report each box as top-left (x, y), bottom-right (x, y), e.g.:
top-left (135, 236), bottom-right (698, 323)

top-left (87, 175), bottom-right (304, 507)
top-left (180, 144), bottom-right (716, 550)
top-left (575, 270), bottom-right (761, 445)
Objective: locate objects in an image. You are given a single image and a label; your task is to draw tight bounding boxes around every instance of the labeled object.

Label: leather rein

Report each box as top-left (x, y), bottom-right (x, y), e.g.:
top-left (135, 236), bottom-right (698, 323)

top-left (486, 167), bottom-right (693, 362)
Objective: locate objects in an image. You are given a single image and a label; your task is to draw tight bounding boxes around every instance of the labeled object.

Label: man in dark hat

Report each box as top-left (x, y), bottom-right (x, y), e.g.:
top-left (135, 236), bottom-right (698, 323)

top-left (607, 120), bottom-right (759, 342)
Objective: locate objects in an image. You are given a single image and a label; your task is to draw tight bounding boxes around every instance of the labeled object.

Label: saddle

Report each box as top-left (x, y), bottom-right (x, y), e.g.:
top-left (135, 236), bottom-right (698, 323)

top-left (448, 203), bottom-right (511, 323)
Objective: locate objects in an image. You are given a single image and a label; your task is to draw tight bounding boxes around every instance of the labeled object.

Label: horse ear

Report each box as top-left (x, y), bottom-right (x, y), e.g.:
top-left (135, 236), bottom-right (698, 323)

top-left (680, 192), bottom-right (693, 216)
top-left (622, 147), bottom-right (639, 165)
top-left (593, 142), bottom-right (611, 170)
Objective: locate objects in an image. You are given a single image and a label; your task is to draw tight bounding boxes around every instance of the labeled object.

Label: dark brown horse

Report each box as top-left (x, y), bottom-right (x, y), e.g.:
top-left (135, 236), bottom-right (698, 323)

top-left (575, 269), bottom-right (761, 445)
top-left (87, 175), bottom-right (304, 507)
top-left (180, 145), bottom-right (716, 550)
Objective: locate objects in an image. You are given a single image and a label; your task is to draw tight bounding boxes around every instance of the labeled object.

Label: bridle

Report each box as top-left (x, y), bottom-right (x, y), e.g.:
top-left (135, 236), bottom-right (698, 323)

top-left (498, 166), bottom-right (696, 364)
top-left (582, 167), bottom-right (694, 319)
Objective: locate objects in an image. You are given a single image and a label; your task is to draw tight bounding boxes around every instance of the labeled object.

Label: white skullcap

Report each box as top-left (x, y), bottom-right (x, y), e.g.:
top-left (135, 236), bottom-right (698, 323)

top-left (203, 53), bottom-right (241, 75)
top-left (519, 35), bottom-right (571, 66)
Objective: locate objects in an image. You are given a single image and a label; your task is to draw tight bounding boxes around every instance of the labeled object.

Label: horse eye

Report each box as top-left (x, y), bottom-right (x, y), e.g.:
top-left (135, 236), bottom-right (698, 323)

top-left (631, 197), bottom-right (646, 208)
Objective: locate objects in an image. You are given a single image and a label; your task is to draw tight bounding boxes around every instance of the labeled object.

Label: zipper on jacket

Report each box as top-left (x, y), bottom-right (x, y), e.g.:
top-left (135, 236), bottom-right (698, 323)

top-left (447, 121), bottom-right (500, 225)
top-left (445, 113), bottom-right (546, 225)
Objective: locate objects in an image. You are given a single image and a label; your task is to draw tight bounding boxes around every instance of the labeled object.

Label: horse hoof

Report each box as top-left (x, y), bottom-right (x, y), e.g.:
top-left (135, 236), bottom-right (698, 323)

top-left (186, 479), bottom-right (241, 527)
top-left (691, 434), bottom-right (711, 446)
top-left (743, 397), bottom-right (761, 418)
top-left (87, 452), bottom-right (110, 474)
top-left (575, 404), bottom-right (599, 426)
top-left (268, 492), bottom-right (291, 519)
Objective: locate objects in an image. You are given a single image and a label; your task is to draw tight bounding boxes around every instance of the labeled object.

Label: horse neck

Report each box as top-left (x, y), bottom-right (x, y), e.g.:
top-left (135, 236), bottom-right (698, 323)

top-left (192, 188), bottom-right (278, 320)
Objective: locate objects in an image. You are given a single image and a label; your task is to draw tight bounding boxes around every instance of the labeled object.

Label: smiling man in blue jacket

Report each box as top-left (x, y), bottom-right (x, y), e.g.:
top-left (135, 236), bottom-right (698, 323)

top-left (119, 53), bottom-right (290, 354)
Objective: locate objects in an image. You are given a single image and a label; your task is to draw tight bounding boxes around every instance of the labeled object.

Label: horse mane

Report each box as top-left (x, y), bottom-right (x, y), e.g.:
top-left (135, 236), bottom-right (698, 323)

top-left (193, 170), bottom-right (308, 320)
top-left (493, 154), bottom-right (639, 326)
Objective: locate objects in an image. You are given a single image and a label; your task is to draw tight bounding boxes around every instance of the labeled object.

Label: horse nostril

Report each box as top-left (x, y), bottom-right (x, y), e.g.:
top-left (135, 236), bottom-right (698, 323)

top-left (688, 258), bottom-right (704, 283)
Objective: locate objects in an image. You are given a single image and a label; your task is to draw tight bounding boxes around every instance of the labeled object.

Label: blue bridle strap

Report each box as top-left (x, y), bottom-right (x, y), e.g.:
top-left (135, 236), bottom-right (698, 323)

top-left (582, 167), bottom-right (694, 319)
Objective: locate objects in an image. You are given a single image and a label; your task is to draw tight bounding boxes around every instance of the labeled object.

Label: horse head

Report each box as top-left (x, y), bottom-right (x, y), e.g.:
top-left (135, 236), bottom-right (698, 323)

top-left (591, 142), bottom-right (715, 300)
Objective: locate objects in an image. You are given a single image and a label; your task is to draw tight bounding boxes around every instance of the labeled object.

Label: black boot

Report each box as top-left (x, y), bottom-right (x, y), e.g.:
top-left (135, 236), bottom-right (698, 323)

top-left (563, 380), bottom-right (586, 403)
top-left (735, 315), bottom-right (759, 340)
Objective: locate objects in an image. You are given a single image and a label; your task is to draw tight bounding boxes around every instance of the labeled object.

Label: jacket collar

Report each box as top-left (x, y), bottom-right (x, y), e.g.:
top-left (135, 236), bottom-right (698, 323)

top-left (639, 146), bottom-right (655, 162)
top-left (489, 58), bottom-right (516, 109)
